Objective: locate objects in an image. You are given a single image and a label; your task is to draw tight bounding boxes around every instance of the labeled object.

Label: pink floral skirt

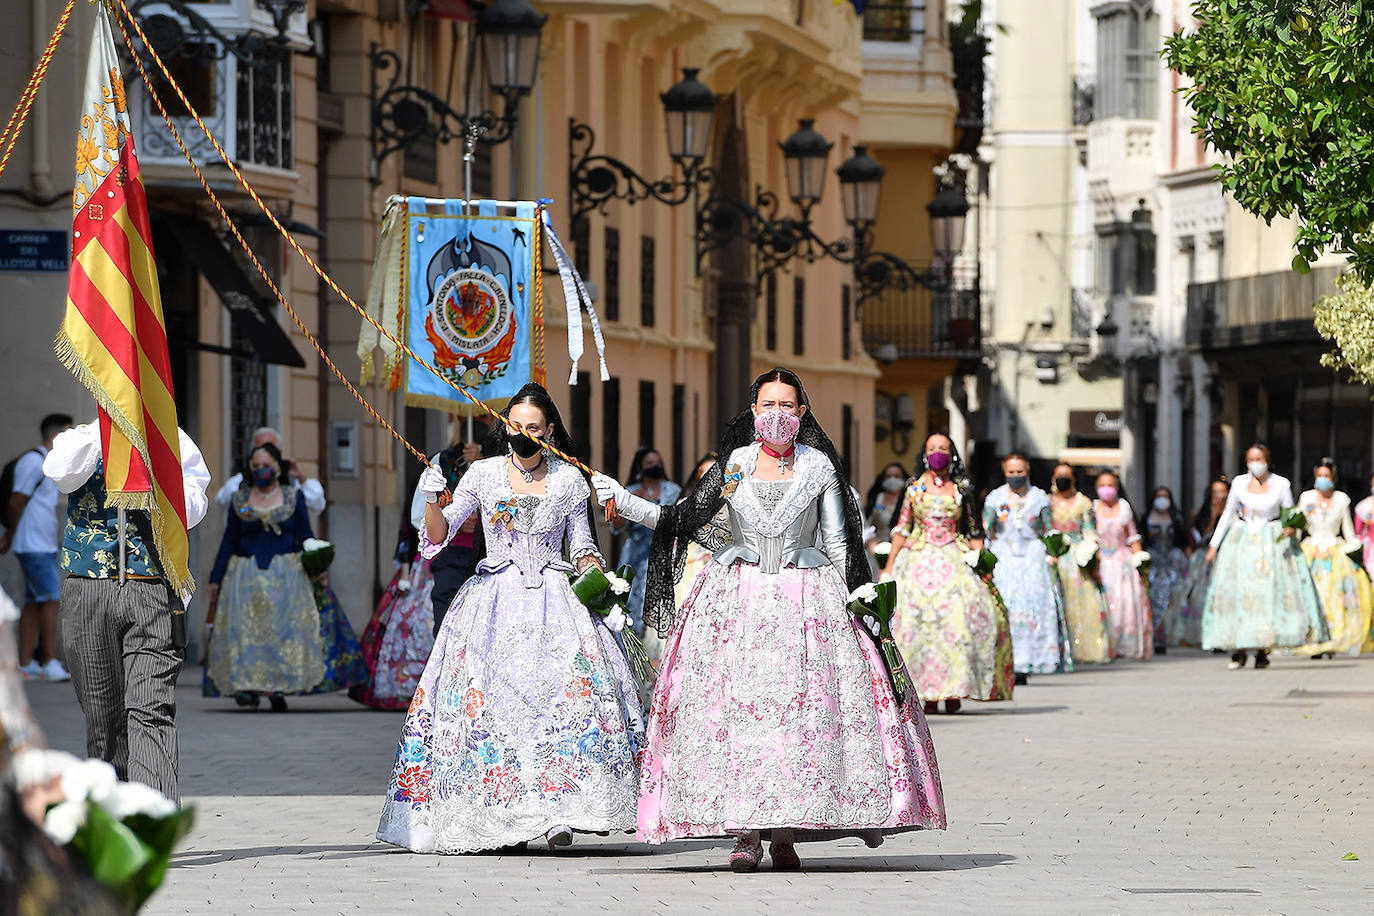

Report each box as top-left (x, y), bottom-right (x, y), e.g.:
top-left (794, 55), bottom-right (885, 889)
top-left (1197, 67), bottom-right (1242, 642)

top-left (637, 561), bottom-right (946, 844)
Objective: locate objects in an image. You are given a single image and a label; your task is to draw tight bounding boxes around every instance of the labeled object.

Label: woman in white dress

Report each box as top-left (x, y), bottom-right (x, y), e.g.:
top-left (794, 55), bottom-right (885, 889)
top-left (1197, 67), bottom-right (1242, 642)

top-left (1296, 459), bottom-right (1373, 658)
top-left (1203, 444), bottom-right (1327, 668)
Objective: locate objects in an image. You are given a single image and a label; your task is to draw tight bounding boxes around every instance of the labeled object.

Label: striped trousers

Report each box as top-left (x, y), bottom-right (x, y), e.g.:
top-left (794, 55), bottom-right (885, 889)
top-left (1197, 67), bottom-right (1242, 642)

top-left (59, 576), bottom-right (184, 803)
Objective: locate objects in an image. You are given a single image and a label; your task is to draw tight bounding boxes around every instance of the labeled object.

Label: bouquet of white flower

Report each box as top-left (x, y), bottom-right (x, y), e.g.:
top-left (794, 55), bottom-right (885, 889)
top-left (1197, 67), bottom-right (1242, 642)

top-left (872, 541), bottom-right (892, 568)
top-left (846, 580), bottom-right (912, 699)
top-left (1071, 538), bottom-right (1100, 572)
top-left (569, 563), bottom-right (653, 683)
top-left (1041, 531), bottom-right (1070, 559)
top-left (29, 752), bottom-right (194, 912)
top-left (301, 537), bottom-right (335, 578)
top-left (1130, 550), bottom-right (1152, 574)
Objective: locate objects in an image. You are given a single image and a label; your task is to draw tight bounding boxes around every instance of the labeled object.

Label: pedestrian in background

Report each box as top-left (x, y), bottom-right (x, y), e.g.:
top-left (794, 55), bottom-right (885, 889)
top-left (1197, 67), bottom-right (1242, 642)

top-left (350, 522), bottom-right (435, 711)
top-left (1, 413), bottom-right (73, 681)
top-left (865, 462), bottom-right (909, 538)
top-left (610, 446), bottom-right (680, 635)
top-left (1049, 463), bottom-right (1112, 664)
top-left (1093, 471), bottom-right (1151, 661)
top-left (1204, 443), bottom-right (1327, 669)
top-left (1174, 476), bottom-right (1230, 648)
top-left (409, 421), bottom-right (488, 637)
top-left (214, 427), bottom-right (326, 514)
top-left (44, 420), bottom-right (211, 803)
top-left (1295, 459), bottom-right (1372, 658)
top-left (984, 452), bottom-right (1071, 681)
top-left (1143, 486), bottom-right (1190, 654)
top-left (204, 443), bottom-right (322, 712)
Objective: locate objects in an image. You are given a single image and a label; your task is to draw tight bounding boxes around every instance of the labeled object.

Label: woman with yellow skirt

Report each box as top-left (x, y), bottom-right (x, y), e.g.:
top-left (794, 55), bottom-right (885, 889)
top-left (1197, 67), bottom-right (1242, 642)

top-left (1048, 464), bottom-right (1111, 664)
top-left (1297, 459), bottom-right (1374, 658)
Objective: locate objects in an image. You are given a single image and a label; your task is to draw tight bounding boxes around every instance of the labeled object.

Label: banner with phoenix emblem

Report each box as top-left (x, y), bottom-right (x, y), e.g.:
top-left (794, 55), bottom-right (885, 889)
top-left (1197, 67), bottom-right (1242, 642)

top-left (401, 197), bottom-right (540, 412)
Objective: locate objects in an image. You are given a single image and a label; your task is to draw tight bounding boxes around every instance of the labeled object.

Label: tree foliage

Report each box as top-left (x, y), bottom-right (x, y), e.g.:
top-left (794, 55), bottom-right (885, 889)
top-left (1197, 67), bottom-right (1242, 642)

top-left (1164, 1), bottom-right (1374, 281)
top-left (1313, 273), bottom-right (1374, 385)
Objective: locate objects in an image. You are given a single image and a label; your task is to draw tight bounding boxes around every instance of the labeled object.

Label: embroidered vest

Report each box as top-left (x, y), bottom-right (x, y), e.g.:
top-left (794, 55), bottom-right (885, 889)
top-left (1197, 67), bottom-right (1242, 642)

top-left (60, 459), bottom-right (162, 579)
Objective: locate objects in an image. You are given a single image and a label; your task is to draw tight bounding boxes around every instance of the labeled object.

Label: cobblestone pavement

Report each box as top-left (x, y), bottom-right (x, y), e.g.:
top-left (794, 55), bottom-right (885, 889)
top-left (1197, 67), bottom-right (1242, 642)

top-left (26, 649), bottom-right (1374, 915)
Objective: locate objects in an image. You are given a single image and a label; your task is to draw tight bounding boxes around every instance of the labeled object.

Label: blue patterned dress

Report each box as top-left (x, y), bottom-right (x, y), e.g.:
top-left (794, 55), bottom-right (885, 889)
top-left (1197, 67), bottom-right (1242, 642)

top-left (983, 485), bottom-right (1071, 674)
top-left (377, 457), bottom-right (644, 854)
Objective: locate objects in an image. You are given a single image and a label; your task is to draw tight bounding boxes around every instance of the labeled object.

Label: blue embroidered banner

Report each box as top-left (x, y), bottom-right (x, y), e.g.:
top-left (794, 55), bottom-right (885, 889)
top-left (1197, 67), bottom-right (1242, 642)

top-left (401, 198), bottom-right (539, 412)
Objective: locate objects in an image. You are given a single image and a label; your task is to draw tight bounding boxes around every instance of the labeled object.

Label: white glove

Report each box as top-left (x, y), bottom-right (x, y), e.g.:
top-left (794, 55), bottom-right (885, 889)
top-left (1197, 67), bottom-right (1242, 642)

top-left (591, 473), bottom-right (629, 508)
top-left (420, 463), bottom-right (447, 501)
top-left (396, 578), bottom-right (412, 593)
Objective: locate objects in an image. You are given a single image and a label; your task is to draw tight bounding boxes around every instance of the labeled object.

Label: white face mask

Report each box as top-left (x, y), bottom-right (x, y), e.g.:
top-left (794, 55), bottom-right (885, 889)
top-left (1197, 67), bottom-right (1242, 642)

top-left (1248, 461), bottom-right (1268, 478)
top-left (1153, 496), bottom-right (1171, 512)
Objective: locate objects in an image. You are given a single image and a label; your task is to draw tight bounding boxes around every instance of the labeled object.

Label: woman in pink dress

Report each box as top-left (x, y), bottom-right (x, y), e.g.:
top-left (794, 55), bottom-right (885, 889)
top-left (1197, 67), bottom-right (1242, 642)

top-left (593, 368), bottom-right (945, 872)
top-left (1093, 471), bottom-right (1152, 660)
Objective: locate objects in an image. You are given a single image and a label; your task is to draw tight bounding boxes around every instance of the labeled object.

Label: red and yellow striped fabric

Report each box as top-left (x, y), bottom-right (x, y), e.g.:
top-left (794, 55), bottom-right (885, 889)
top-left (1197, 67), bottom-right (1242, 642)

top-left (55, 3), bottom-right (191, 596)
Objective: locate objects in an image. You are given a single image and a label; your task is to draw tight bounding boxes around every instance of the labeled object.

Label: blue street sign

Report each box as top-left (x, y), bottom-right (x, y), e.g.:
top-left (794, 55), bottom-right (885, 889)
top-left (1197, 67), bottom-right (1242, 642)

top-left (0, 229), bottom-right (68, 272)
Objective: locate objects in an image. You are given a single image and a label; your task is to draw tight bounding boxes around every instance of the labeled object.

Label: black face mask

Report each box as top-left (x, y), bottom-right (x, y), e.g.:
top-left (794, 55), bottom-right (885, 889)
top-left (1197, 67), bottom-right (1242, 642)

top-left (1054, 476), bottom-right (1073, 492)
top-left (508, 430), bottom-right (544, 460)
top-left (642, 465), bottom-right (665, 481)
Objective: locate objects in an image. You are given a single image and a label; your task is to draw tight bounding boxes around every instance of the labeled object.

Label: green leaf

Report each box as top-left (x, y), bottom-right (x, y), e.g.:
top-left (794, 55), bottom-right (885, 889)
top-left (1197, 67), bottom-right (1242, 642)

top-left (72, 804), bottom-right (154, 908)
top-left (1284, 86), bottom-right (1299, 103)
top-left (1293, 253), bottom-right (1312, 273)
top-left (1342, 851), bottom-right (1359, 860)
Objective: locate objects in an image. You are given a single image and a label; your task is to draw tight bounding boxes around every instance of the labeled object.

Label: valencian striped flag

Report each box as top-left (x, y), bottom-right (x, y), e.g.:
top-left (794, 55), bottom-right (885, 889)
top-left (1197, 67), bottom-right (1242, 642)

top-left (55, 3), bottom-right (192, 596)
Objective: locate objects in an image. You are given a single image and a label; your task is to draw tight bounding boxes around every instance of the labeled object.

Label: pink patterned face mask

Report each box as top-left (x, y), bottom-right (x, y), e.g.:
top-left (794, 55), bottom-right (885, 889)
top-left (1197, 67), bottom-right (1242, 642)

top-left (754, 409), bottom-right (802, 445)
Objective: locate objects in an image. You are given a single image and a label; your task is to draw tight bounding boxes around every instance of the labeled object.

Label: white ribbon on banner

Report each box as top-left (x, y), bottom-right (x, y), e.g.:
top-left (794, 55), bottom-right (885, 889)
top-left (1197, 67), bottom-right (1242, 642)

top-left (541, 208), bottom-right (610, 384)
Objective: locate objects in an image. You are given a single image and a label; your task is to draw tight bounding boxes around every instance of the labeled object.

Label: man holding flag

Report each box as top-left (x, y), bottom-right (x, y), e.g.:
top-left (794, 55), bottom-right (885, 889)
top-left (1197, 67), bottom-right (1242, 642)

top-left (42, 0), bottom-right (211, 803)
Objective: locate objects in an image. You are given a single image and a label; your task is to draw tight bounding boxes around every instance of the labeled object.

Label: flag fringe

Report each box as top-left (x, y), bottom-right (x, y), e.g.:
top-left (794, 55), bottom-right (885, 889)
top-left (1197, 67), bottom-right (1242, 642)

top-left (54, 327), bottom-right (196, 598)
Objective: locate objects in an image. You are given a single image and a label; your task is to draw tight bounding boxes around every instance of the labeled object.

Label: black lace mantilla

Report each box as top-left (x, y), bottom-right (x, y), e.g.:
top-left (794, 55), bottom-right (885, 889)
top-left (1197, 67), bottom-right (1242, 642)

top-left (642, 368), bottom-right (870, 637)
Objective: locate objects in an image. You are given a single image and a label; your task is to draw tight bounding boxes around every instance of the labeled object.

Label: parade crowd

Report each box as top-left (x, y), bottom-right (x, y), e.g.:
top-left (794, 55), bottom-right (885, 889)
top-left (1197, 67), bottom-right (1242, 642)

top-left (5, 367), bottom-right (1372, 883)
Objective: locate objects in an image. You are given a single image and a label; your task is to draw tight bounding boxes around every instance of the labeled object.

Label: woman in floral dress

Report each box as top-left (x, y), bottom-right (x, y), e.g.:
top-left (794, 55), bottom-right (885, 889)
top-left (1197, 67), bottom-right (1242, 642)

top-left (1049, 464), bottom-right (1111, 664)
top-left (1093, 471), bottom-right (1152, 661)
top-left (1204, 444), bottom-right (1326, 669)
top-left (377, 384), bottom-right (644, 854)
top-left (882, 434), bottom-right (1013, 714)
top-left (1296, 460), bottom-right (1373, 658)
top-left (594, 368), bottom-right (945, 872)
top-left (1143, 486), bottom-right (1190, 654)
top-left (983, 454), bottom-right (1071, 679)
top-left (351, 525), bottom-right (436, 710)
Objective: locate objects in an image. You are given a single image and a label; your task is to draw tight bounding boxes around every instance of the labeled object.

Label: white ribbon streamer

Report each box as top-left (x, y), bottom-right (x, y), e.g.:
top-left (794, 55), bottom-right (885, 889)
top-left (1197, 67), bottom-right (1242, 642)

top-left (542, 209), bottom-right (610, 383)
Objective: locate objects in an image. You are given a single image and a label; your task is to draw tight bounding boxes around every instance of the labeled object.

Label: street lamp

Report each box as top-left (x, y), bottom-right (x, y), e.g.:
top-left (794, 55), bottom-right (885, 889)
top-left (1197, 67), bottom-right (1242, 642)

top-left (661, 68), bottom-right (719, 170)
top-left (836, 145), bottom-right (885, 232)
top-left (780, 119), bottom-right (833, 216)
top-left (369, 0), bottom-right (548, 184)
top-left (568, 68), bottom-right (721, 225)
top-left (478, 0), bottom-right (546, 106)
top-left (927, 184), bottom-right (970, 267)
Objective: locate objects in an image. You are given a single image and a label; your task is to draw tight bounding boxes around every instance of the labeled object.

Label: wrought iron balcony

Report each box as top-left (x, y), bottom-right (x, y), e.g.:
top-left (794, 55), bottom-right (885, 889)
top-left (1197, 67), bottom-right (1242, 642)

top-left (862, 262), bottom-right (981, 361)
top-left (1185, 266), bottom-right (1343, 349)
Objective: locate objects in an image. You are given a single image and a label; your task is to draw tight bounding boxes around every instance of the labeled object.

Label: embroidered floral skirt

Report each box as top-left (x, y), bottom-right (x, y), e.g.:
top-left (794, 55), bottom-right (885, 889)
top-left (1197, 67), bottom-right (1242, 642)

top-left (1203, 525), bottom-right (1327, 650)
top-left (206, 554), bottom-right (325, 695)
top-left (890, 540), bottom-right (1013, 702)
top-left (1296, 543), bottom-right (1373, 657)
top-left (351, 560), bottom-right (436, 710)
top-left (1100, 548), bottom-right (1153, 661)
top-left (377, 564), bottom-right (644, 854)
top-left (1058, 559), bottom-right (1111, 664)
top-left (637, 561), bottom-right (946, 844)
top-left (305, 579), bottom-right (367, 694)
top-left (1148, 547), bottom-right (1189, 649)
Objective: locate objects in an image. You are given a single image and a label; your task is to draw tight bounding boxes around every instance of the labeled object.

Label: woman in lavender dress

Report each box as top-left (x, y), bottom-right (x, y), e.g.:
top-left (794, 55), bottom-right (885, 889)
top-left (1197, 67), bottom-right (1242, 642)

top-left (377, 385), bottom-right (644, 854)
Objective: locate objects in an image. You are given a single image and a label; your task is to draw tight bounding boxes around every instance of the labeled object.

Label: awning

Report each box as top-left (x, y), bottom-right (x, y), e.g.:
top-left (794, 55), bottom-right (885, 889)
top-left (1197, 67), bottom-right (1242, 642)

top-left (1059, 447), bottom-right (1123, 469)
top-left (157, 214), bottom-right (306, 368)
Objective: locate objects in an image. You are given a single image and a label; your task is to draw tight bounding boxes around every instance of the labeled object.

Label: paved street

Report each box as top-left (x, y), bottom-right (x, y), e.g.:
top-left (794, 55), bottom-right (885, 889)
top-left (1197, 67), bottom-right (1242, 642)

top-left (25, 649), bottom-right (1374, 915)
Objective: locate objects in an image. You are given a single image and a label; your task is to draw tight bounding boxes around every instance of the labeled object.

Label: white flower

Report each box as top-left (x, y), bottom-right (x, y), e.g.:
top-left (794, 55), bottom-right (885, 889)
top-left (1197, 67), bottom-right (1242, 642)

top-left (9, 748), bottom-right (82, 792)
top-left (873, 541), bottom-right (892, 556)
top-left (302, 538), bottom-right (332, 552)
top-left (606, 574), bottom-right (631, 596)
top-left (396, 578), bottom-right (412, 593)
top-left (848, 582), bottom-right (879, 604)
top-left (962, 550), bottom-right (980, 568)
top-left (95, 781), bottom-right (177, 820)
top-left (1072, 540), bottom-right (1099, 568)
top-left (43, 800), bottom-right (88, 845)
top-left (59, 759), bottom-right (117, 805)
top-left (1130, 551), bottom-right (1151, 569)
top-left (603, 607), bottom-right (627, 633)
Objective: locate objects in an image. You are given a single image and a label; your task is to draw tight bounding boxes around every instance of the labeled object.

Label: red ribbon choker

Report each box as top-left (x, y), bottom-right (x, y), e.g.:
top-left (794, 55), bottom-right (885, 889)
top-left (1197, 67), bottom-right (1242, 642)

top-left (759, 443), bottom-right (796, 461)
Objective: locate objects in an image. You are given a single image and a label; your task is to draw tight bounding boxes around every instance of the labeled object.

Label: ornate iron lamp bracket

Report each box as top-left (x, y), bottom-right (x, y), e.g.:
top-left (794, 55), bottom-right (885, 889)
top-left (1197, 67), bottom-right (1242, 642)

top-left (125, 0), bottom-right (304, 70)
top-left (568, 119), bottom-right (715, 227)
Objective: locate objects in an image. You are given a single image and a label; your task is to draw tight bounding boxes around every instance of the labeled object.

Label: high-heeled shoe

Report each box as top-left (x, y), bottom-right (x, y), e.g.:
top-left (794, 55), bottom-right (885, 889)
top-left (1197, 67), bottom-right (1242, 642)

top-left (729, 836), bottom-right (764, 872)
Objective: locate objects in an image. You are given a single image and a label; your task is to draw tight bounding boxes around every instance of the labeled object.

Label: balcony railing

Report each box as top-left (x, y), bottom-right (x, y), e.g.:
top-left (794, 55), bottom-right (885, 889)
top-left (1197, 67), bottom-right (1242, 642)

top-left (1185, 266), bottom-right (1344, 349)
top-left (861, 263), bottom-right (981, 361)
top-left (863, 2), bottom-right (926, 42)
